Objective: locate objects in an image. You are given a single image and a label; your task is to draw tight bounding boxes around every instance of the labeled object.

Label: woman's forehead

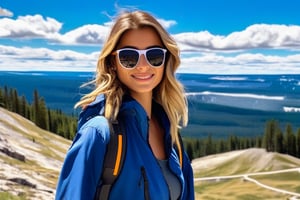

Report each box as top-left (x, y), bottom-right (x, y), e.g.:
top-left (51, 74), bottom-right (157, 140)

top-left (117, 27), bottom-right (163, 49)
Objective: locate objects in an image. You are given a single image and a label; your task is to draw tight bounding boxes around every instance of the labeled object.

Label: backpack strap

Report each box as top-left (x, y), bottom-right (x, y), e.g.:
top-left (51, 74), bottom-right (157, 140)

top-left (94, 119), bottom-right (126, 200)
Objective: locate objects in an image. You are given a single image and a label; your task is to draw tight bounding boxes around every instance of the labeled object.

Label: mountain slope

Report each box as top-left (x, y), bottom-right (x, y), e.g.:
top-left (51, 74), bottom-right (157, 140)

top-left (192, 148), bottom-right (300, 177)
top-left (192, 148), bottom-right (300, 199)
top-left (1, 107), bottom-right (300, 199)
top-left (0, 107), bottom-right (71, 199)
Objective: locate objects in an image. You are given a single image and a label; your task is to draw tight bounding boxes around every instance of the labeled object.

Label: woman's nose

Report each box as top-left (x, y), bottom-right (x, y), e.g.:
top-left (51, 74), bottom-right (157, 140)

top-left (136, 55), bottom-right (150, 70)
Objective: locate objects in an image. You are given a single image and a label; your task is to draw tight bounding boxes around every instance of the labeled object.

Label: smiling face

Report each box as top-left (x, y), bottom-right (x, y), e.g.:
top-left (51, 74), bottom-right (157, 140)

top-left (114, 27), bottom-right (165, 100)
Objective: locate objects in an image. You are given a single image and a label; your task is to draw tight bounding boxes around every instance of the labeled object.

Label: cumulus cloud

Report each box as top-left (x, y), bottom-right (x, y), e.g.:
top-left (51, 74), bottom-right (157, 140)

top-left (0, 14), bottom-right (62, 38)
top-left (55, 24), bottom-right (110, 45)
top-left (1, 44), bottom-right (300, 74)
top-left (2, 14), bottom-right (300, 52)
top-left (1, 13), bottom-right (300, 73)
top-left (0, 45), bottom-right (96, 60)
top-left (179, 53), bottom-right (300, 74)
top-left (0, 45), bottom-right (98, 71)
top-left (0, 14), bottom-right (110, 45)
top-left (0, 7), bottom-right (13, 17)
top-left (0, 14), bottom-right (176, 46)
top-left (175, 24), bottom-right (300, 52)
top-left (157, 19), bottom-right (177, 29)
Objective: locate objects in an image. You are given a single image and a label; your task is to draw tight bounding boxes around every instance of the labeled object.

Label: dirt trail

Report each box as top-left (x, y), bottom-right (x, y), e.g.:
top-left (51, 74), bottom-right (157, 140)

top-left (195, 167), bottom-right (300, 199)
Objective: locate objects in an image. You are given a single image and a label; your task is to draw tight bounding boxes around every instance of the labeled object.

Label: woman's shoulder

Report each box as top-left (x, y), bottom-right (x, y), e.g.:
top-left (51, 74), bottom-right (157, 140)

top-left (81, 114), bottom-right (108, 127)
top-left (77, 115), bottom-right (110, 144)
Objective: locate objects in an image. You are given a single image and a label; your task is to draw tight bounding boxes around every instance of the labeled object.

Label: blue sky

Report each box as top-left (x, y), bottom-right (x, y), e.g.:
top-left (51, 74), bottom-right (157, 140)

top-left (1, 0), bottom-right (300, 74)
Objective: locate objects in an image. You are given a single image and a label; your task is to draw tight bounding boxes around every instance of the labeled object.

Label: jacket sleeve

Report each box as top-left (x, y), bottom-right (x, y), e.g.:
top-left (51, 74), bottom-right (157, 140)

top-left (182, 151), bottom-right (195, 200)
top-left (55, 116), bottom-right (110, 200)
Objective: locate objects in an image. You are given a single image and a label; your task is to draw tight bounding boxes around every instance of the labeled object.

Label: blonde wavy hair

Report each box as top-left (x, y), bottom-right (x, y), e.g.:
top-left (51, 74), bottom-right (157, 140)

top-left (76, 10), bottom-right (188, 148)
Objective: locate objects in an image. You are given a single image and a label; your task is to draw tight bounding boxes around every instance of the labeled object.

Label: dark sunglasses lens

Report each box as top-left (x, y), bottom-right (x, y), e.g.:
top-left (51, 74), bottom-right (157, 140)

top-left (119, 50), bottom-right (139, 68)
top-left (146, 49), bottom-right (165, 67)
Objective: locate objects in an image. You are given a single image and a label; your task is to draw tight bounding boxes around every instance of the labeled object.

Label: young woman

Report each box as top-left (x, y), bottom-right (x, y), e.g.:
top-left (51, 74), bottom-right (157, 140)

top-left (55, 10), bottom-right (194, 200)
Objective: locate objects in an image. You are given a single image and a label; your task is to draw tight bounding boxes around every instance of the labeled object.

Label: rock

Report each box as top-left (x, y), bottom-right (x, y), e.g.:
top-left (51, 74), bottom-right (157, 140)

top-left (8, 178), bottom-right (36, 188)
top-left (0, 146), bottom-right (26, 162)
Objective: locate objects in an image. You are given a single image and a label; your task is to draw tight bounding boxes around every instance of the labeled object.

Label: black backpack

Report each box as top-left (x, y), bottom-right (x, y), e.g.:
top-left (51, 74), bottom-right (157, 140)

top-left (77, 101), bottom-right (126, 200)
top-left (94, 118), bottom-right (126, 200)
top-left (78, 100), bottom-right (184, 200)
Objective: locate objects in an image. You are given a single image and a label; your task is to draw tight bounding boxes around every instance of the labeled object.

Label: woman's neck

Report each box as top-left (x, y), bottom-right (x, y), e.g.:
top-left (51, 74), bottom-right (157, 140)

top-left (130, 92), bottom-right (153, 118)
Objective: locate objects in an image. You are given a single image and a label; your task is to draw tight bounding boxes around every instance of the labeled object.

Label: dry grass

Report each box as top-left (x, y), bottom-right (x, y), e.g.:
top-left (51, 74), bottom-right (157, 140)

top-left (193, 149), bottom-right (300, 199)
top-left (195, 178), bottom-right (292, 200)
top-left (252, 171), bottom-right (300, 194)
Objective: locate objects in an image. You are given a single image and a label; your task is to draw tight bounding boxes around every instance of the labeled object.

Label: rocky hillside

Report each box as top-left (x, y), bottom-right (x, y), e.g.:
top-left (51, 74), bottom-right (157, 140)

top-left (0, 107), bottom-right (71, 199)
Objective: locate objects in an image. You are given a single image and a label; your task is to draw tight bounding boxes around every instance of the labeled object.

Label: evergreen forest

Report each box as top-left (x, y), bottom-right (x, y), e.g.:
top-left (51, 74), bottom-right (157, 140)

top-left (1, 86), bottom-right (300, 161)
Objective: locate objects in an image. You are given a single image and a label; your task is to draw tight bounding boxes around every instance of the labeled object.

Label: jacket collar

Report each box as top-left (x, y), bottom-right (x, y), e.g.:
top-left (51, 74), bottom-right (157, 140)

top-left (79, 94), bottom-right (172, 151)
top-left (119, 95), bottom-right (172, 153)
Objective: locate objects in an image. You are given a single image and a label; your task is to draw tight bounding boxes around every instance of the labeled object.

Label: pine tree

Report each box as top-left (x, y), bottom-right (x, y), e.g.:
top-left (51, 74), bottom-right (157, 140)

top-left (12, 89), bottom-right (20, 114)
top-left (274, 129), bottom-right (284, 153)
top-left (0, 88), bottom-right (4, 107)
top-left (32, 90), bottom-right (49, 130)
top-left (255, 136), bottom-right (262, 148)
top-left (296, 128), bottom-right (300, 158)
top-left (216, 139), bottom-right (227, 154)
top-left (3, 86), bottom-right (9, 108)
top-left (33, 89), bottom-right (40, 124)
top-left (19, 95), bottom-right (27, 117)
top-left (38, 97), bottom-right (49, 130)
top-left (186, 141), bottom-right (194, 160)
top-left (284, 124), bottom-right (296, 157)
top-left (228, 134), bottom-right (239, 151)
top-left (205, 134), bottom-right (214, 155)
top-left (263, 120), bottom-right (279, 152)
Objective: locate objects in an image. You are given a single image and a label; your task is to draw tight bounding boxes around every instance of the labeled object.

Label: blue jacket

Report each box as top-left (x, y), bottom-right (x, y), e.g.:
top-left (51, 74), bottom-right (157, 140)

top-left (55, 94), bottom-right (194, 200)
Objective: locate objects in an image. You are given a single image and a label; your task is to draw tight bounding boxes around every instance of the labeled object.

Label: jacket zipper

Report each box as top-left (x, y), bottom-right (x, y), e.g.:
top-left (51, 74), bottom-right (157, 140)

top-left (140, 166), bottom-right (150, 200)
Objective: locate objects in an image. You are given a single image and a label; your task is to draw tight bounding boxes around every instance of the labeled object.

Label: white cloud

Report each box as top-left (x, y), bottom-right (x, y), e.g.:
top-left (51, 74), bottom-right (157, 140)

top-left (0, 14), bottom-right (62, 38)
top-left (0, 45), bottom-right (98, 71)
top-left (0, 45), bottom-right (97, 60)
top-left (157, 19), bottom-right (177, 29)
top-left (175, 24), bottom-right (300, 52)
top-left (0, 7), bottom-right (13, 17)
top-left (0, 14), bottom-right (176, 46)
top-left (179, 53), bottom-right (300, 74)
top-left (0, 14), bottom-right (108, 46)
top-left (2, 14), bottom-right (300, 52)
top-left (1, 44), bottom-right (300, 74)
top-left (1, 14), bottom-right (300, 73)
top-left (56, 24), bottom-right (110, 45)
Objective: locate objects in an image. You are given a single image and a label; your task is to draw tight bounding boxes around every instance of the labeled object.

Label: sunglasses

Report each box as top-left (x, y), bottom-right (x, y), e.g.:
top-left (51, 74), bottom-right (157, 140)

top-left (113, 47), bottom-right (167, 69)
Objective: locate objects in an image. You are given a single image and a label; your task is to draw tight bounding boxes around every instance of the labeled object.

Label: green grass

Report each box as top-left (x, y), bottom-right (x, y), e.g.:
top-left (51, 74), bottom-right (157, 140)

top-left (0, 192), bottom-right (27, 200)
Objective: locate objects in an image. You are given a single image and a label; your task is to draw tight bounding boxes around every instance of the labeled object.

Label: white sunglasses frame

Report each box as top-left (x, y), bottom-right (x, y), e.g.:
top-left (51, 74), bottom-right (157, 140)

top-left (112, 47), bottom-right (167, 69)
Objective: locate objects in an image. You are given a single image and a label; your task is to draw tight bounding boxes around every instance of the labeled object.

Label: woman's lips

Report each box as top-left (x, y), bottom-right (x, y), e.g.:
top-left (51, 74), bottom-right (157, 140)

top-left (132, 74), bottom-right (154, 80)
